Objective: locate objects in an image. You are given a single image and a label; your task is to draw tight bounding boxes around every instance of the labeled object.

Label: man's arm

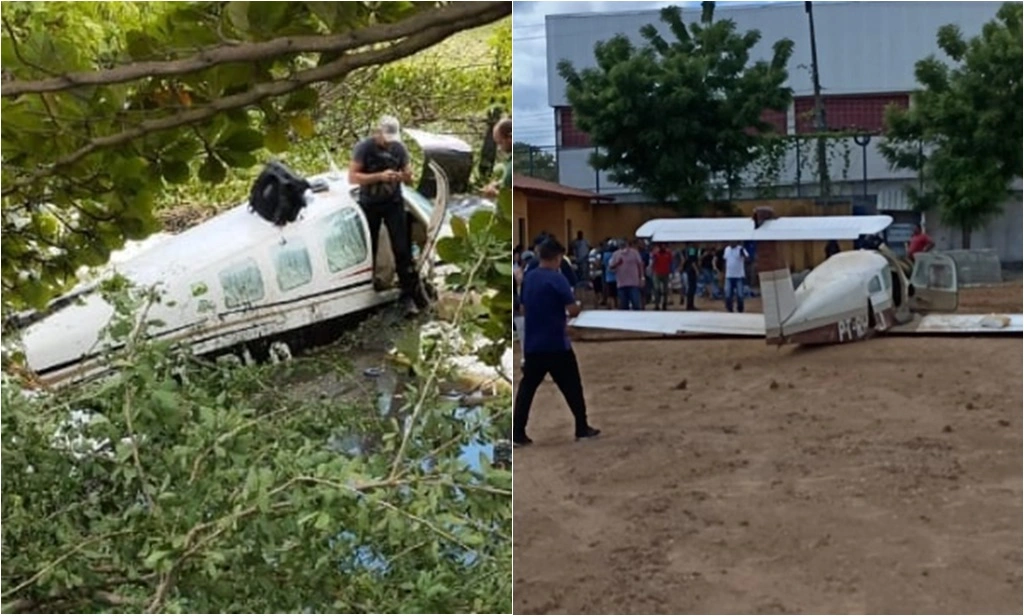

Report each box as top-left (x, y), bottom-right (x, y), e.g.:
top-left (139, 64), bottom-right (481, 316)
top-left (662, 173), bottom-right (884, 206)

top-left (554, 277), bottom-right (581, 316)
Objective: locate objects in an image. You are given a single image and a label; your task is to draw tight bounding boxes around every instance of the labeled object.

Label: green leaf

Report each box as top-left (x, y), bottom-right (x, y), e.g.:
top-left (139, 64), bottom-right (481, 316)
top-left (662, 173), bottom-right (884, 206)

top-left (264, 126), bottom-right (290, 153)
top-left (450, 216), bottom-right (468, 238)
top-left (161, 160), bottom-right (191, 184)
top-left (283, 89), bottom-right (319, 112)
top-left (198, 156), bottom-right (227, 184)
top-left (290, 114), bottom-right (316, 139)
top-left (143, 550), bottom-right (170, 570)
top-left (218, 128), bottom-right (265, 152)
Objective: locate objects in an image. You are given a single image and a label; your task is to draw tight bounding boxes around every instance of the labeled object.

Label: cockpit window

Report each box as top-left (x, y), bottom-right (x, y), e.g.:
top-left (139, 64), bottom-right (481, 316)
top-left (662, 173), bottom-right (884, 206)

top-left (868, 276), bottom-right (883, 294)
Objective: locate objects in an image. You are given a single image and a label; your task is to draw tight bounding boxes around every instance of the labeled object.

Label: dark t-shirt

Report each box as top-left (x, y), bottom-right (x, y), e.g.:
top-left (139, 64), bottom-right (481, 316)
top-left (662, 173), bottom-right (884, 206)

top-left (522, 267), bottom-right (576, 354)
top-left (700, 251), bottom-right (714, 270)
top-left (524, 256), bottom-right (578, 287)
top-left (351, 138), bottom-right (409, 206)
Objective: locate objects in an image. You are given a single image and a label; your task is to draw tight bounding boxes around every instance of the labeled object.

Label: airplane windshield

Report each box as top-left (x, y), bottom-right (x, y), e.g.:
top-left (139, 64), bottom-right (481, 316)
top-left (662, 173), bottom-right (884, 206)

top-left (402, 187), bottom-right (435, 220)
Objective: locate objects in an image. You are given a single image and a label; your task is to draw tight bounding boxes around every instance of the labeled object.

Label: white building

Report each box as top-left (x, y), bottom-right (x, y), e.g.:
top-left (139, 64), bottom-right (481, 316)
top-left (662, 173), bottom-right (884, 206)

top-left (544, 1), bottom-right (1021, 262)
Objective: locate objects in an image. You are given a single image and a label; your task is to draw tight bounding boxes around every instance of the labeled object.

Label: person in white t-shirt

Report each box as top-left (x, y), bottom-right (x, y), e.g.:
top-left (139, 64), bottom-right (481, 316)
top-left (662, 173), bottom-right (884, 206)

top-left (722, 242), bottom-right (750, 313)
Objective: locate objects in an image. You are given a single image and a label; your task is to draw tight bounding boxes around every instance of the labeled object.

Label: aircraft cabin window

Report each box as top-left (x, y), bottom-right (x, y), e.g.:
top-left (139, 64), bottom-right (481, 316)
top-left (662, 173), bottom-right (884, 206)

top-left (868, 276), bottom-right (883, 294)
top-left (273, 240), bottom-right (313, 292)
top-left (324, 208), bottom-right (368, 273)
top-left (219, 257), bottom-right (265, 309)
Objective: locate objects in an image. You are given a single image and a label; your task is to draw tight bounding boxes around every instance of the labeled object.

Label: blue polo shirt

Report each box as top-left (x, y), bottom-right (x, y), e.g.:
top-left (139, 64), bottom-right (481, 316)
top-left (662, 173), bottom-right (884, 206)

top-left (521, 267), bottom-right (575, 354)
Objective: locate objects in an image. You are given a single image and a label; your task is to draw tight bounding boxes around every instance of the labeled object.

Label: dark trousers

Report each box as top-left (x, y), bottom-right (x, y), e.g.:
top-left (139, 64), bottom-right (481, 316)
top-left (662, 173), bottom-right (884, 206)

top-left (513, 349), bottom-right (589, 438)
top-left (361, 200), bottom-right (418, 299)
top-left (683, 271), bottom-right (697, 310)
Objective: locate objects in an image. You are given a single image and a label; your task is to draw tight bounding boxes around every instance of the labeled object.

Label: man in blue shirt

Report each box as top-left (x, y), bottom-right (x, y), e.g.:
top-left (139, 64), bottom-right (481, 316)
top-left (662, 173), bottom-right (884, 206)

top-left (524, 233), bottom-right (578, 286)
top-left (513, 238), bottom-right (601, 447)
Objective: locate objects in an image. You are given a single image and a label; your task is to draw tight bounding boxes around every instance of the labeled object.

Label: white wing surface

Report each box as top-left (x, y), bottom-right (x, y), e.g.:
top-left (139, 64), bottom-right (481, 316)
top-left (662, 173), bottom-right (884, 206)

top-left (570, 310), bottom-right (765, 337)
top-left (889, 313), bottom-right (1023, 335)
top-left (637, 215), bottom-right (893, 243)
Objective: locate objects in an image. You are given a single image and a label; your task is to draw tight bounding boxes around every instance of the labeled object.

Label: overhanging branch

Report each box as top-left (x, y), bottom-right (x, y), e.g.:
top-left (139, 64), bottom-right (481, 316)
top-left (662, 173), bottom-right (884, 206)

top-left (1, 2), bottom-right (510, 97)
top-left (1, 2), bottom-right (510, 198)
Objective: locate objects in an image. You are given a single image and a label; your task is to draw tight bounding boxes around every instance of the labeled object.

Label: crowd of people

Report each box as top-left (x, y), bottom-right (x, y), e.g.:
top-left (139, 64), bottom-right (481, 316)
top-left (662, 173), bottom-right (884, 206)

top-left (514, 232), bottom-right (759, 315)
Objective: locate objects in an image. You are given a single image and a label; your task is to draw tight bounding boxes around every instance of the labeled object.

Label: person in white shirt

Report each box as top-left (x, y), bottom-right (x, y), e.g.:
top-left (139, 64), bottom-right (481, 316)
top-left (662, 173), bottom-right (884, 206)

top-left (722, 242), bottom-right (750, 313)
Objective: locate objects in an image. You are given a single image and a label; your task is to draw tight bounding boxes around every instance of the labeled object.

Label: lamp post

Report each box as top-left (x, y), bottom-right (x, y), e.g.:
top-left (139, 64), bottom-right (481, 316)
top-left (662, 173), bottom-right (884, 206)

top-left (853, 134), bottom-right (872, 197)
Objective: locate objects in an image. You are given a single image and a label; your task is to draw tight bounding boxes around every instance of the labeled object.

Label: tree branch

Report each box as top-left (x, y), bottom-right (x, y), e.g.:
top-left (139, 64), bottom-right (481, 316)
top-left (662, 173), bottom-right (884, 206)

top-left (1, 3), bottom-right (509, 198)
top-left (1, 2), bottom-right (510, 97)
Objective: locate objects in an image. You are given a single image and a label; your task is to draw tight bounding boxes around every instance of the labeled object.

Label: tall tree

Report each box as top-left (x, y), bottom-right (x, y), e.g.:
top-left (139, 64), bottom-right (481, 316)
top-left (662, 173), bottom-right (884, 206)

top-left (556, 2), bottom-right (793, 212)
top-left (511, 142), bottom-right (557, 182)
top-left (0, 1), bottom-right (510, 309)
top-left (880, 2), bottom-right (1022, 248)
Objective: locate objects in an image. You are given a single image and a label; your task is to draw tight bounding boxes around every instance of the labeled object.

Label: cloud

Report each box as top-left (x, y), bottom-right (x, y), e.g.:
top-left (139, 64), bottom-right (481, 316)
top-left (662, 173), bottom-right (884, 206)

top-left (512, 1), bottom-right (683, 147)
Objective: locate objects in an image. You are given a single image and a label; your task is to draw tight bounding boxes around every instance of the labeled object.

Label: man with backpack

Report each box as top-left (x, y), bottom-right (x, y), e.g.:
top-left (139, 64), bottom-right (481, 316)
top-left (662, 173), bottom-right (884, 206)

top-left (348, 115), bottom-right (426, 317)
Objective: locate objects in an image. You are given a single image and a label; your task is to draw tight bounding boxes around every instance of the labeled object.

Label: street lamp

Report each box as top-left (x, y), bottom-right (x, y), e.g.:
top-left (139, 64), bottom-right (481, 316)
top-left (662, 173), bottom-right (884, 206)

top-left (853, 134), bottom-right (872, 197)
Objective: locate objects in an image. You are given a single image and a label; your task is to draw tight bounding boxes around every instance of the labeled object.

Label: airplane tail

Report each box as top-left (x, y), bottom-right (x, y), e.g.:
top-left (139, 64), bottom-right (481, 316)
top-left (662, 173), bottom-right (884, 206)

top-left (753, 208), bottom-right (796, 343)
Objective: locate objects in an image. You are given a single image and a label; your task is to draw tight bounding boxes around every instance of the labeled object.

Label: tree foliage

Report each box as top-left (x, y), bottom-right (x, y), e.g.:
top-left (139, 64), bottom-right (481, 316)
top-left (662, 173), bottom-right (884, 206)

top-left (512, 142), bottom-right (557, 182)
top-left (556, 1), bottom-right (793, 212)
top-left (880, 2), bottom-right (1022, 247)
top-left (2, 275), bottom-right (511, 613)
top-left (0, 1), bottom-right (510, 309)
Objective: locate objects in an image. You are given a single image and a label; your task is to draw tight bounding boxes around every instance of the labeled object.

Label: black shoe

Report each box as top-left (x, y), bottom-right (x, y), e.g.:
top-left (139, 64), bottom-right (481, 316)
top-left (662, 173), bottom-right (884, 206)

top-left (575, 427), bottom-right (601, 441)
top-left (513, 435), bottom-right (533, 448)
top-left (401, 297), bottom-right (419, 318)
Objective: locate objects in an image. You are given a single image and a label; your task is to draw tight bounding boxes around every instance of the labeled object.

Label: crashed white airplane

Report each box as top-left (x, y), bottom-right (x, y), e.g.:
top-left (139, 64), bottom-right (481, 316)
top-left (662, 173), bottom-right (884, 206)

top-left (571, 207), bottom-right (1022, 344)
top-left (13, 130), bottom-right (485, 387)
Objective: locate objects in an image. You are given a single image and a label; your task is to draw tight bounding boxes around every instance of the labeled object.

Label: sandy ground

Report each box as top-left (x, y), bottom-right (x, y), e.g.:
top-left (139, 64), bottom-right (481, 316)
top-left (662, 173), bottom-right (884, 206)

top-left (512, 283), bottom-right (1022, 615)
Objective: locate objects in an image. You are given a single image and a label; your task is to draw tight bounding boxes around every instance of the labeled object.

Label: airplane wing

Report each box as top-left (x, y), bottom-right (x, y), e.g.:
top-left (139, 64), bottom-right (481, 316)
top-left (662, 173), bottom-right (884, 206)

top-left (570, 310), bottom-right (765, 337)
top-left (889, 313), bottom-right (1023, 335)
top-left (637, 215), bottom-right (893, 243)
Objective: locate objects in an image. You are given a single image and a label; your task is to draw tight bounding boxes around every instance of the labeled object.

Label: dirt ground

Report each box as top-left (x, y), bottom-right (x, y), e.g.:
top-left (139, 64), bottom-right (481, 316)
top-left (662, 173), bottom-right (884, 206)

top-left (513, 282), bottom-right (1022, 615)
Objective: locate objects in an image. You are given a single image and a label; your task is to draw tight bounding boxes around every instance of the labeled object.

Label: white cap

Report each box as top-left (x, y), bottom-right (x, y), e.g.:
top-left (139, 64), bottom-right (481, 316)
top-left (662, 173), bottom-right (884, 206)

top-left (377, 115), bottom-right (402, 142)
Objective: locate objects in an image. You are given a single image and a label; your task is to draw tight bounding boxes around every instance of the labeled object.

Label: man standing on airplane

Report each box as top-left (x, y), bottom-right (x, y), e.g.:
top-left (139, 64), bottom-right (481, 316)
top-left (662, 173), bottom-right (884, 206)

top-left (348, 115), bottom-right (426, 317)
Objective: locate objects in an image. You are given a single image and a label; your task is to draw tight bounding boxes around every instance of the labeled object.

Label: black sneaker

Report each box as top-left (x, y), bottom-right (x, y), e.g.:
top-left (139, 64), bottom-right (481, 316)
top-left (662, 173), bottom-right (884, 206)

top-left (512, 435), bottom-right (533, 448)
top-left (575, 427), bottom-right (601, 441)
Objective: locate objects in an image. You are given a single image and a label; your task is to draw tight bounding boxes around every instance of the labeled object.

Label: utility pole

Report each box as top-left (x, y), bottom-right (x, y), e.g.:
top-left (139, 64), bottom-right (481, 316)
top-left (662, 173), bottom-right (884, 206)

top-left (806, 1), bottom-right (831, 198)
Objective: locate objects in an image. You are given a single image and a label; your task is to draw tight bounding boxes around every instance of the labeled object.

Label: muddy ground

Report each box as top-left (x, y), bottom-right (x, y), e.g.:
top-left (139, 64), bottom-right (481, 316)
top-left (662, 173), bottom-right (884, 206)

top-left (513, 283), bottom-right (1022, 615)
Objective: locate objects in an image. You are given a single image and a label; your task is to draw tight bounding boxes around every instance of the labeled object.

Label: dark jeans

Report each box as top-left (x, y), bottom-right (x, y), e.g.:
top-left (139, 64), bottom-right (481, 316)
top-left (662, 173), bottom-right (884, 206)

top-left (361, 199), bottom-right (419, 300)
top-left (513, 349), bottom-right (589, 438)
top-left (653, 274), bottom-right (671, 309)
top-left (617, 286), bottom-right (642, 310)
top-left (725, 277), bottom-right (746, 313)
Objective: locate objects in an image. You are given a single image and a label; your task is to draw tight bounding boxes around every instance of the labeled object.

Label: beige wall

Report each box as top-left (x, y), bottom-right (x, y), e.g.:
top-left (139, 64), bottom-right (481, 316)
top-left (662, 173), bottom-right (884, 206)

top-left (513, 191), bottom-right (528, 249)
top-left (525, 196), bottom-right (565, 248)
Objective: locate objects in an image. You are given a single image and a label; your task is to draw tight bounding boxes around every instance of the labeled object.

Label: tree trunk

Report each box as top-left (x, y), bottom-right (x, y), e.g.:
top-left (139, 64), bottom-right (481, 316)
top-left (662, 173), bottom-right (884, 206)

top-left (961, 227), bottom-right (971, 250)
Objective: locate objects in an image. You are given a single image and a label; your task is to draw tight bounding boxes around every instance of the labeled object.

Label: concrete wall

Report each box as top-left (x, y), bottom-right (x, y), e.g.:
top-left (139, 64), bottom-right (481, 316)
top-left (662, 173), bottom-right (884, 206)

top-left (941, 250), bottom-right (1005, 287)
top-left (929, 193), bottom-right (1023, 264)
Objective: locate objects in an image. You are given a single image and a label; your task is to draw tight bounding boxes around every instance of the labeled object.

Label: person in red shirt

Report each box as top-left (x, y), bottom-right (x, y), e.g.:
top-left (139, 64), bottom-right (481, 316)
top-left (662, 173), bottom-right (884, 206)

top-left (651, 244), bottom-right (674, 310)
top-left (907, 225), bottom-right (935, 261)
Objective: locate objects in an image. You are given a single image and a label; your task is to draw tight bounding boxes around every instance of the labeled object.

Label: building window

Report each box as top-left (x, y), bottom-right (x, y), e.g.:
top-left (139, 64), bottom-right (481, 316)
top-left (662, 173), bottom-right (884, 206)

top-left (219, 257), bottom-right (265, 309)
top-left (323, 208), bottom-right (369, 273)
top-left (794, 93), bottom-right (911, 134)
top-left (556, 107), bottom-right (591, 148)
top-left (273, 240), bottom-right (313, 292)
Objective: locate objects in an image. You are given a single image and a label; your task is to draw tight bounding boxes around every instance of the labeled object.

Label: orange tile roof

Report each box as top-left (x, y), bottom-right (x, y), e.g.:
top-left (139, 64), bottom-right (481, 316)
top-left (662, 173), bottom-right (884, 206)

top-left (512, 174), bottom-right (614, 201)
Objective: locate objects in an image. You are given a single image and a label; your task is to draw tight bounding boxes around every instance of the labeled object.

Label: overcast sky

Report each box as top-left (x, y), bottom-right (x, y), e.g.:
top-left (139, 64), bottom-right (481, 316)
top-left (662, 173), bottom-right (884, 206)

top-left (512, 1), bottom-right (686, 147)
top-left (512, 1), bottom-right (773, 147)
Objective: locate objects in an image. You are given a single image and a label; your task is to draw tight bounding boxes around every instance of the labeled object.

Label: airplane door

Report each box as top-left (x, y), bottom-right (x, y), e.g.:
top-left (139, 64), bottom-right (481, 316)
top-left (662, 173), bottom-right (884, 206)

top-left (909, 252), bottom-right (959, 312)
top-left (419, 160), bottom-right (450, 272)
